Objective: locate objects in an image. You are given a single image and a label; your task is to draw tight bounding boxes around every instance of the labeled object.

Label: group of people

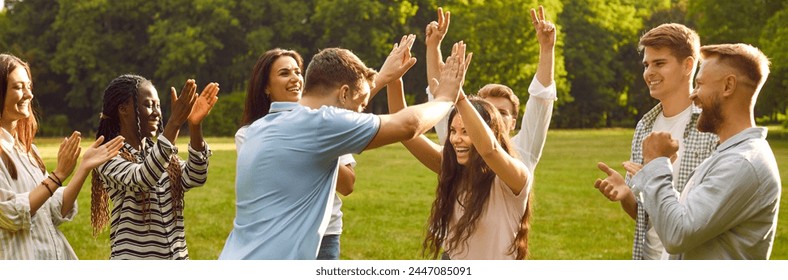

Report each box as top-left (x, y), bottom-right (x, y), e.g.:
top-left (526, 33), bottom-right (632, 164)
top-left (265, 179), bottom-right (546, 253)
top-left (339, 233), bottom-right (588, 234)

top-left (0, 5), bottom-right (781, 260)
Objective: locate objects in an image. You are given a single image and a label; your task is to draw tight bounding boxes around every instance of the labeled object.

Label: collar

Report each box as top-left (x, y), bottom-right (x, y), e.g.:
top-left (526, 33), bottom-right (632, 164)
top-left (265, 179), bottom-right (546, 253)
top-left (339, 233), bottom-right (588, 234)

top-left (0, 127), bottom-right (16, 151)
top-left (269, 102), bottom-right (300, 113)
top-left (716, 127), bottom-right (767, 153)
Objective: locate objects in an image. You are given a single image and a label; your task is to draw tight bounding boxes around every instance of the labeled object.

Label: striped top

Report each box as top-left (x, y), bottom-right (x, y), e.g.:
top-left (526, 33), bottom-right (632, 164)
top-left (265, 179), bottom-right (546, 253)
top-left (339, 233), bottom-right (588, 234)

top-left (96, 136), bottom-right (211, 260)
top-left (1, 128), bottom-right (77, 259)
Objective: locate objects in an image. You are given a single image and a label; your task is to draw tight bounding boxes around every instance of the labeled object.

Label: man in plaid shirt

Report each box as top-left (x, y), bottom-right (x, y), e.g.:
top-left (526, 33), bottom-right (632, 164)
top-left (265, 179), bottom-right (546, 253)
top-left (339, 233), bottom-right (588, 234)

top-left (593, 23), bottom-right (718, 260)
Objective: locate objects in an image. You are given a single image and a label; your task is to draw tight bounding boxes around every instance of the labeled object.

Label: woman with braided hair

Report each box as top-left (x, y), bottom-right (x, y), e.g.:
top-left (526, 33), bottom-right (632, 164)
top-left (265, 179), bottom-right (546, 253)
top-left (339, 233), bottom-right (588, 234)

top-left (0, 53), bottom-right (124, 259)
top-left (90, 74), bottom-right (219, 259)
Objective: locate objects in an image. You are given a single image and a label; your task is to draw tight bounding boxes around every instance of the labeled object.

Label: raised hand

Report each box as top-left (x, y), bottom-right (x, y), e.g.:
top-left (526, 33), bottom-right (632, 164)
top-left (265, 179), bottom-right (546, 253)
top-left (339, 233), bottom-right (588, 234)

top-left (53, 131), bottom-right (82, 181)
top-left (530, 5), bottom-right (556, 49)
top-left (168, 79), bottom-right (197, 128)
top-left (432, 41), bottom-right (472, 103)
top-left (188, 82), bottom-right (220, 126)
top-left (377, 34), bottom-right (418, 87)
top-left (425, 7), bottom-right (450, 48)
top-left (80, 135), bottom-right (125, 170)
top-left (642, 131), bottom-right (679, 164)
top-left (594, 162), bottom-right (631, 201)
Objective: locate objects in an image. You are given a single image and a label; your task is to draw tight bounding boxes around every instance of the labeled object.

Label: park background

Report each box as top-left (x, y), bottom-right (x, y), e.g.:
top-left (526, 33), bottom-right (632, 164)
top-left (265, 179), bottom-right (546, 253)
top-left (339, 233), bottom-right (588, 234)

top-left (1, 0), bottom-right (786, 259)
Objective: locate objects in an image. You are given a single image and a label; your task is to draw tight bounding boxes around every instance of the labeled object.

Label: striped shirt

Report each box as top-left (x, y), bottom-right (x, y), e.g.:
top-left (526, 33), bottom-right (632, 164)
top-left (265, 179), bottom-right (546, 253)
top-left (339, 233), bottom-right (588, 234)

top-left (626, 104), bottom-right (718, 259)
top-left (97, 136), bottom-right (211, 260)
top-left (1, 128), bottom-right (77, 259)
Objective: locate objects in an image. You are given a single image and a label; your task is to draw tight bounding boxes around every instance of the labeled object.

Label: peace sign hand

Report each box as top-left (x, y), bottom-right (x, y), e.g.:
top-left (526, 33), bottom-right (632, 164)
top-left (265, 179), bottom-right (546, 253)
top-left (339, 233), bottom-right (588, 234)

top-left (530, 6), bottom-right (556, 49)
top-left (425, 7), bottom-right (450, 48)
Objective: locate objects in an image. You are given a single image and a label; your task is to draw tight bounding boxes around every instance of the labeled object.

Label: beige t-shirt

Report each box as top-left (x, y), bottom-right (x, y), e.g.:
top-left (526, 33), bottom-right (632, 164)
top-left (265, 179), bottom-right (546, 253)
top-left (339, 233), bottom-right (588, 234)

top-left (446, 175), bottom-right (532, 260)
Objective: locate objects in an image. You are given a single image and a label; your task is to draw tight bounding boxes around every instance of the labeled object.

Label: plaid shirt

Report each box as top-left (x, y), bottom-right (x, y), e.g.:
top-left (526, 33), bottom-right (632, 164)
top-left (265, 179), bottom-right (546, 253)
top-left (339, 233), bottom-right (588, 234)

top-left (625, 103), bottom-right (718, 260)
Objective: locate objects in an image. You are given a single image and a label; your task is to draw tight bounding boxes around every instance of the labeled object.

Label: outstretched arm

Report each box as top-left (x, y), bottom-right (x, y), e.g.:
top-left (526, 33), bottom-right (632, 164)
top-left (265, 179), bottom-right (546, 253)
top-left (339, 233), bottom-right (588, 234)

top-left (387, 77), bottom-right (442, 173)
top-left (531, 6), bottom-right (555, 88)
top-left (514, 5), bottom-right (557, 171)
top-left (426, 7), bottom-right (450, 94)
top-left (366, 42), bottom-right (471, 151)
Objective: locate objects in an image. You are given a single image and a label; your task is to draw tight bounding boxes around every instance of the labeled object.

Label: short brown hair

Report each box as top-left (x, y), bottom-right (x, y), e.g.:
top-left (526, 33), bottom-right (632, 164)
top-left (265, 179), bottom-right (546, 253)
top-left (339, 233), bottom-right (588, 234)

top-left (638, 23), bottom-right (700, 63)
top-left (477, 84), bottom-right (520, 117)
top-left (700, 44), bottom-right (770, 89)
top-left (304, 48), bottom-right (377, 96)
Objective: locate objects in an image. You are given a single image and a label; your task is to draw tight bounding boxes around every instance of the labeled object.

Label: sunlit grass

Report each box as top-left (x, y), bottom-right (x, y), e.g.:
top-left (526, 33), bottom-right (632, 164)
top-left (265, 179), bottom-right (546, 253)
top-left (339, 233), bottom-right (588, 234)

top-left (41, 129), bottom-right (787, 259)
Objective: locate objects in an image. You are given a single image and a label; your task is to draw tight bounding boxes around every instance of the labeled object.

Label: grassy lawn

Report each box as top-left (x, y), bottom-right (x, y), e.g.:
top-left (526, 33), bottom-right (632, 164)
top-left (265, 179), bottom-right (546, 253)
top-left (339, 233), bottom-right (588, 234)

top-left (42, 128), bottom-right (788, 260)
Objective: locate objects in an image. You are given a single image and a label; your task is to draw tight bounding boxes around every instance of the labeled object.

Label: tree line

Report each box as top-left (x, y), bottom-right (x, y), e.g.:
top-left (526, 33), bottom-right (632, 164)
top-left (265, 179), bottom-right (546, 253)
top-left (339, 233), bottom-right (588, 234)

top-left (1, 0), bottom-right (785, 136)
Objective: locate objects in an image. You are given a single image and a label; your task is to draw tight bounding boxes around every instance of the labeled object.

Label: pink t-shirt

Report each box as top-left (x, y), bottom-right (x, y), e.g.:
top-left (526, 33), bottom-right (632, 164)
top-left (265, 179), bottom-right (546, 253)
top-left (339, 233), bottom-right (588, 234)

top-left (446, 175), bottom-right (532, 260)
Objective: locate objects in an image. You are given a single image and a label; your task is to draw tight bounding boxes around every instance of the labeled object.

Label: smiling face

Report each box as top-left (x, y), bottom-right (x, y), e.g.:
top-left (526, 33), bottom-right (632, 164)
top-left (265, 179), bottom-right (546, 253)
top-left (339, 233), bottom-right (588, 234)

top-left (642, 46), bottom-right (691, 101)
top-left (1, 67), bottom-right (34, 125)
top-left (449, 114), bottom-right (472, 166)
top-left (135, 83), bottom-right (161, 138)
top-left (690, 56), bottom-right (726, 134)
top-left (266, 56), bottom-right (303, 102)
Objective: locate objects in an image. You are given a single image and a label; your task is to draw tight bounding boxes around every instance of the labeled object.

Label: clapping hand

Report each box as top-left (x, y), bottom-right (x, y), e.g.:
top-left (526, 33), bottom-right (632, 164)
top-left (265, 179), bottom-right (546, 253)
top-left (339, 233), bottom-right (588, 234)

top-left (188, 82), bottom-right (220, 126)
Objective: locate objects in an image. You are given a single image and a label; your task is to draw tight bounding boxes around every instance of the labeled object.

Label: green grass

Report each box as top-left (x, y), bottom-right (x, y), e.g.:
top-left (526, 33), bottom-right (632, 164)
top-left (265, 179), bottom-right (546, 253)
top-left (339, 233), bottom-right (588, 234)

top-left (43, 129), bottom-right (788, 259)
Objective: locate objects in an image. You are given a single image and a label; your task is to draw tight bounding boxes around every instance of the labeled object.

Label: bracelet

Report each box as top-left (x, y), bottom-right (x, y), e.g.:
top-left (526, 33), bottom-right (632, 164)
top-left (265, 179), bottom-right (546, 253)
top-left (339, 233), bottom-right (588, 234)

top-left (49, 172), bottom-right (63, 185)
top-left (42, 181), bottom-right (54, 197)
top-left (48, 175), bottom-right (62, 187)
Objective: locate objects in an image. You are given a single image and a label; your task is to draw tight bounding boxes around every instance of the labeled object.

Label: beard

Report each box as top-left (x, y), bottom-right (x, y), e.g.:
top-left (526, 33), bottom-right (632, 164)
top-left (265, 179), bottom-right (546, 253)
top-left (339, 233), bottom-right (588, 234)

top-left (697, 97), bottom-right (723, 133)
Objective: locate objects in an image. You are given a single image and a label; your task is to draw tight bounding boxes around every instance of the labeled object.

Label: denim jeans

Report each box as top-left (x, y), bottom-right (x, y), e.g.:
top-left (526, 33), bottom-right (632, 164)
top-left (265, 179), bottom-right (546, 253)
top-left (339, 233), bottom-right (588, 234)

top-left (316, 234), bottom-right (341, 260)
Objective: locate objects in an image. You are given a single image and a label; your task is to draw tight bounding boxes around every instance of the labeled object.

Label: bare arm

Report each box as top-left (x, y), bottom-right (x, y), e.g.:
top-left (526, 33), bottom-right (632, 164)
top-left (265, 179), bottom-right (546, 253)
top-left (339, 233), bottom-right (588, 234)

top-left (387, 78), bottom-right (442, 173)
top-left (336, 164), bottom-right (355, 196)
top-left (426, 7), bottom-right (450, 93)
top-left (365, 41), bottom-right (471, 151)
top-left (531, 6), bottom-right (555, 88)
top-left (457, 96), bottom-right (529, 194)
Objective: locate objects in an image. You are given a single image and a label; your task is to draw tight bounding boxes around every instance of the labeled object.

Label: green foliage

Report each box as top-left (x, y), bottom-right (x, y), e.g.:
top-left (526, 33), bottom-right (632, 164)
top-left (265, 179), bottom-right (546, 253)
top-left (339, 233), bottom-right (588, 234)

top-left (0, 0), bottom-right (785, 132)
top-left (199, 91), bottom-right (246, 136)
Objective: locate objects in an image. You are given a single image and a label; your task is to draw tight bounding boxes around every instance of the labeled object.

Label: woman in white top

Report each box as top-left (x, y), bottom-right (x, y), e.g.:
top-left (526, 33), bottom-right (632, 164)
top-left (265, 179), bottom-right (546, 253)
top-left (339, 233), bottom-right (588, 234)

top-left (0, 53), bottom-right (124, 259)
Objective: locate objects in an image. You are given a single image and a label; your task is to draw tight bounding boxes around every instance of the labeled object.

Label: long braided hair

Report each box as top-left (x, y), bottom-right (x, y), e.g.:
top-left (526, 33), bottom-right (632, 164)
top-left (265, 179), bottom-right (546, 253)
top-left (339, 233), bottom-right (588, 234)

top-left (423, 97), bottom-right (533, 260)
top-left (90, 74), bottom-right (183, 236)
top-left (0, 54), bottom-right (46, 179)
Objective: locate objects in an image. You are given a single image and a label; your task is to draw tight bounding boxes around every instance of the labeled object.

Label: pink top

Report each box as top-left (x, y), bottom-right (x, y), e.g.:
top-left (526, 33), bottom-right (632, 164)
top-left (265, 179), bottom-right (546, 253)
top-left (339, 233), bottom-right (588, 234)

top-left (446, 175), bottom-right (532, 260)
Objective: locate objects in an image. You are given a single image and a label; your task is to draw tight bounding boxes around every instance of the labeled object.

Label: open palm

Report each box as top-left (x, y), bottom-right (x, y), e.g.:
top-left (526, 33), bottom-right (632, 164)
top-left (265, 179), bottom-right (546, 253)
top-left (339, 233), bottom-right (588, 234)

top-left (188, 82), bottom-right (220, 126)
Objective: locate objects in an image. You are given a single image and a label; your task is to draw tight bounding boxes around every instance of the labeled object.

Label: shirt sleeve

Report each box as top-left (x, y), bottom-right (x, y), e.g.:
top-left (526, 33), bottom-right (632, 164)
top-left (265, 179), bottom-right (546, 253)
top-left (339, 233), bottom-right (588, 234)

top-left (426, 86), bottom-right (450, 145)
top-left (0, 175), bottom-right (32, 232)
top-left (235, 126), bottom-right (248, 154)
top-left (180, 142), bottom-right (212, 190)
top-left (338, 154), bottom-right (356, 168)
top-left (97, 135), bottom-right (176, 192)
top-left (316, 107), bottom-right (381, 158)
top-left (47, 187), bottom-right (76, 226)
top-left (631, 155), bottom-right (762, 254)
top-left (512, 76), bottom-right (555, 172)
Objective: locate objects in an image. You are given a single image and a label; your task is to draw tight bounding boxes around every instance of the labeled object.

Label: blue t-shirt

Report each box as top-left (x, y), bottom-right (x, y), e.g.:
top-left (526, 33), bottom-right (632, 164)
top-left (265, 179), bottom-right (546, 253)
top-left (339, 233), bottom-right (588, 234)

top-left (220, 102), bottom-right (380, 259)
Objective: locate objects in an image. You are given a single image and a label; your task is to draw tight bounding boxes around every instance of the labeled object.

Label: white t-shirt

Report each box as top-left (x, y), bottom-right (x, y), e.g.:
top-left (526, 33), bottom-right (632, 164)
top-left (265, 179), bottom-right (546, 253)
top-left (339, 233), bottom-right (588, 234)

top-left (644, 105), bottom-right (692, 260)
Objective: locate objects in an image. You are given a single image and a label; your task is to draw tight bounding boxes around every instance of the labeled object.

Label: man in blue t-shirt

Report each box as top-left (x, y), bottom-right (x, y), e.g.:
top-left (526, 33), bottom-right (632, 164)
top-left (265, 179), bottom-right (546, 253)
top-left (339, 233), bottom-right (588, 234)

top-left (220, 41), bottom-right (472, 259)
